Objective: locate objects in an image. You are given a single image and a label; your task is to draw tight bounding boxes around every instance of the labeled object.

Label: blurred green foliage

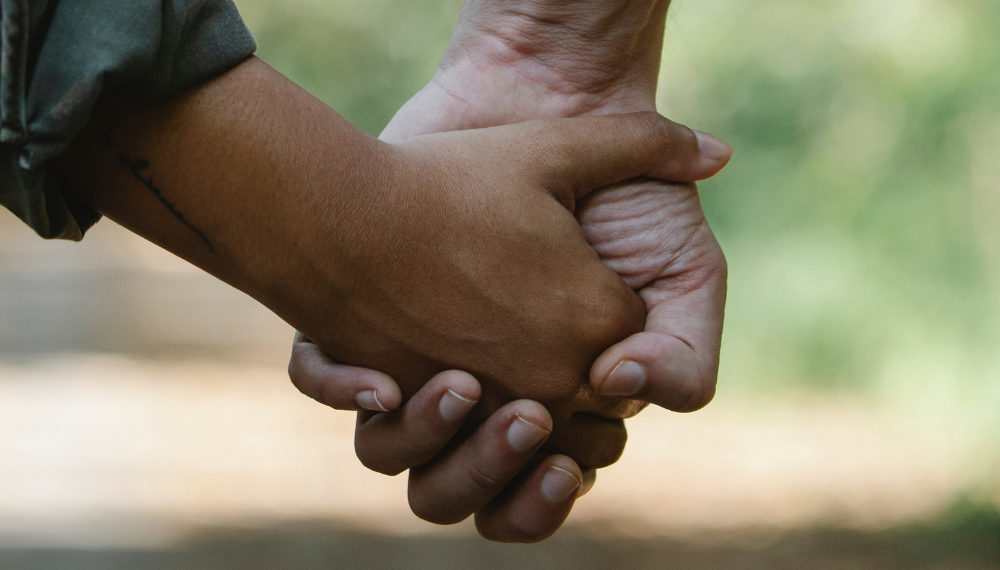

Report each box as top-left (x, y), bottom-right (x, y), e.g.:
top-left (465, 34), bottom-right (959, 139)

top-left (236, 0), bottom-right (461, 135)
top-left (662, 0), bottom-right (1000, 403)
top-left (233, 0), bottom-right (1000, 454)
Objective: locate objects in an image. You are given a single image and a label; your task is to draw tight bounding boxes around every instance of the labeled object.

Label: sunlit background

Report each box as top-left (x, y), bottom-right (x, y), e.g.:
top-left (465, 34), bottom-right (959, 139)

top-left (1, 0), bottom-right (998, 567)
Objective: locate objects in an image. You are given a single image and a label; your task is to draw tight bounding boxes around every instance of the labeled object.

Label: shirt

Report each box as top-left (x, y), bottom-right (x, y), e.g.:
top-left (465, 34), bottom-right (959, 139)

top-left (0, 0), bottom-right (256, 240)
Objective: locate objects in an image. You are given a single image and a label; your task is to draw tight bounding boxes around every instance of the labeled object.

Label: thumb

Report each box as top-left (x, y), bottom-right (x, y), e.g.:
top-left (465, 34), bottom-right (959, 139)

top-left (517, 112), bottom-right (732, 200)
top-left (588, 261), bottom-right (727, 413)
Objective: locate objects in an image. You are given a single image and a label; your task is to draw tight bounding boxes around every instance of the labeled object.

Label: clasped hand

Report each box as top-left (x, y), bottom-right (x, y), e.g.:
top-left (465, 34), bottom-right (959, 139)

top-left (289, 112), bottom-right (729, 540)
top-left (48, 1), bottom-right (731, 542)
top-left (285, 0), bottom-right (732, 543)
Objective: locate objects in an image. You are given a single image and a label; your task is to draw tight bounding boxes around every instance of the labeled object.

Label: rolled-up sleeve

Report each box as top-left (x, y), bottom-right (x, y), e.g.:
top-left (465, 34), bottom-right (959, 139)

top-left (0, 0), bottom-right (255, 240)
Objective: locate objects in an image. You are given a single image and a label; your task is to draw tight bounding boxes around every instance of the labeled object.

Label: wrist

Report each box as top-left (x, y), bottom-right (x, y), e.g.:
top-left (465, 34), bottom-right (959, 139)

top-left (379, 0), bottom-right (668, 141)
top-left (444, 0), bottom-right (669, 111)
top-left (248, 141), bottom-right (400, 340)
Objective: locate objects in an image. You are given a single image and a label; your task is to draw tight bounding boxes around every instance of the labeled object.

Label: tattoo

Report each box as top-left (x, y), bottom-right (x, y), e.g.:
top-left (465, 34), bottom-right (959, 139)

top-left (117, 154), bottom-right (215, 253)
top-left (99, 117), bottom-right (215, 253)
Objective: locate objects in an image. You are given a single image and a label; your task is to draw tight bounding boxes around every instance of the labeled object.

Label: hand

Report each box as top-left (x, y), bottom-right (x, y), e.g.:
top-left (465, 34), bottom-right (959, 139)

top-left (289, 176), bottom-right (724, 541)
top-left (382, 0), bottom-right (728, 412)
top-left (288, 113), bottom-right (728, 541)
top-left (294, 112), bottom-right (724, 471)
top-left (291, 337), bottom-right (598, 542)
top-left (50, 55), bottom-right (723, 542)
top-left (288, 0), bottom-right (730, 542)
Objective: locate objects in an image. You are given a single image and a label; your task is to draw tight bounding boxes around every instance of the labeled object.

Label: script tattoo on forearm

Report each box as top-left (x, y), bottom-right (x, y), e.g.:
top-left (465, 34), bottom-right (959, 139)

top-left (98, 118), bottom-right (215, 253)
top-left (116, 154), bottom-right (215, 253)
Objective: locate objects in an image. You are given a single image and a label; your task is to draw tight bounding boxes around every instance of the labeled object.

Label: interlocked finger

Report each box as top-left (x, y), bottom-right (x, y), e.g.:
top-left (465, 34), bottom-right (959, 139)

top-left (407, 400), bottom-right (553, 525)
top-left (354, 370), bottom-right (482, 475)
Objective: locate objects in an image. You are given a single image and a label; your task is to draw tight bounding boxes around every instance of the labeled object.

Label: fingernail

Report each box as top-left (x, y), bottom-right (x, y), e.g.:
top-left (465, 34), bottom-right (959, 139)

top-left (694, 130), bottom-right (733, 163)
top-left (439, 389), bottom-right (478, 423)
top-left (507, 415), bottom-right (550, 453)
top-left (356, 390), bottom-right (388, 412)
top-left (598, 360), bottom-right (647, 397)
top-left (579, 469), bottom-right (597, 498)
top-left (541, 466), bottom-right (581, 504)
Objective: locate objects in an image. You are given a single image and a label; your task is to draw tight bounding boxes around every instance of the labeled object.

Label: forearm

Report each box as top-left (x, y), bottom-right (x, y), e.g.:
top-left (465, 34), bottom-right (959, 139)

top-left (382, 0), bottom-right (668, 140)
top-left (51, 57), bottom-right (387, 335)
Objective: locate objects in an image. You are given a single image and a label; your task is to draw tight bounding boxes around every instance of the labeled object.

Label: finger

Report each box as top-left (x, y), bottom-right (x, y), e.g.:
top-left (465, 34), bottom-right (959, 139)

top-left (407, 400), bottom-right (552, 525)
top-left (519, 112), bottom-right (732, 198)
top-left (589, 255), bottom-right (727, 412)
top-left (288, 332), bottom-right (402, 412)
top-left (354, 370), bottom-right (482, 475)
top-left (474, 456), bottom-right (590, 543)
top-left (542, 412), bottom-right (628, 470)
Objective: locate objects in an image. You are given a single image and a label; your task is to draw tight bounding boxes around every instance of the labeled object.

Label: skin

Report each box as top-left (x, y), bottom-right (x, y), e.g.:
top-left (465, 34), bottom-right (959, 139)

top-left (48, 55), bottom-right (724, 541)
top-left (288, 0), bottom-right (731, 541)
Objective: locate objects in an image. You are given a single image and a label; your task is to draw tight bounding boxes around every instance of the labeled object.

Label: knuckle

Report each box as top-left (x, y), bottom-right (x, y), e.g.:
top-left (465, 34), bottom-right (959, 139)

top-left (475, 517), bottom-right (549, 544)
top-left (408, 497), bottom-right (444, 524)
top-left (539, 371), bottom-right (585, 403)
top-left (286, 351), bottom-right (304, 386)
top-left (515, 359), bottom-right (582, 402)
top-left (544, 416), bottom-right (627, 470)
top-left (408, 493), bottom-right (468, 526)
top-left (355, 420), bottom-right (442, 476)
top-left (633, 110), bottom-right (662, 131)
top-left (510, 524), bottom-right (552, 544)
top-left (716, 250), bottom-right (730, 282)
top-left (468, 463), bottom-right (507, 494)
top-left (545, 138), bottom-right (578, 187)
top-left (637, 111), bottom-right (672, 148)
top-left (474, 521), bottom-right (503, 542)
top-left (671, 365), bottom-right (719, 413)
top-left (680, 378), bottom-right (717, 413)
top-left (400, 426), bottom-right (439, 459)
top-left (357, 454), bottom-right (402, 476)
top-left (573, 285), bottom-right (644, 350)
top-left (576, 430), bottom-right (628, 470)
top-left (355, 441), bottom-right (405, 476)
top-left (287, 369), bottom-right (305, 394)
top-left (287, 364), bottom-right (314, 400)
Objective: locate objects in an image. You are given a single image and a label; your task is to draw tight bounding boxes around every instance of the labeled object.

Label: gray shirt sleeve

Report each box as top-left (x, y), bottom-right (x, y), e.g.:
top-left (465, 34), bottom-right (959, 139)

top-left (0, 0), bottom-right (256, 240)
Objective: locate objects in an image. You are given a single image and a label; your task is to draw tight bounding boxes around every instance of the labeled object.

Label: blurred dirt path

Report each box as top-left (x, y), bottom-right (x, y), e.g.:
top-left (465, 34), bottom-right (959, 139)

top-left (0, 355), bottom-right (976, 545)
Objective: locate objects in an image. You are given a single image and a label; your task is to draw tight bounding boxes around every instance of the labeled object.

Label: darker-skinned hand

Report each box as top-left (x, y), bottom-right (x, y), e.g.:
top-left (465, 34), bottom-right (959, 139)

top-left (290, 112), bottom-right (721, 470)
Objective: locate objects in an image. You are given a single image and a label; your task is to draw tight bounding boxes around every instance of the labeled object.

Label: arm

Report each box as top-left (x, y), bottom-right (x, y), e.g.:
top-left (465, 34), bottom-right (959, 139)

top-left (53, 55), bottom-right (722, 540)
top-left (58, 57), bottom-right (655, 438)
top-left (53, 57), bottom-right (390, 332)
